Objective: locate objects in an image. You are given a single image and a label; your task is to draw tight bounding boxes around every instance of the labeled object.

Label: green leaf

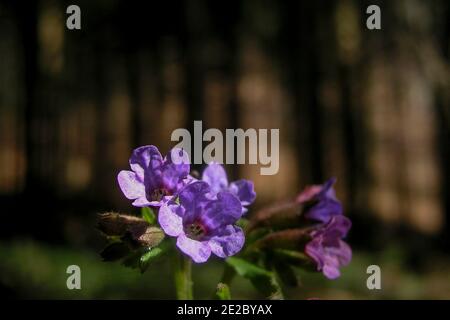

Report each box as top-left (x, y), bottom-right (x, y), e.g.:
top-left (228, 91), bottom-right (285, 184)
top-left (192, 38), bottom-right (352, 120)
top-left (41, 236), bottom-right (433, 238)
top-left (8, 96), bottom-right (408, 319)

top-left (226, 257), bottom-right (272, 278)
top-left (225, 257), bottom-right (282, 299)
top-left (141, 207), bottom-right (156, 225)
top-left (100, 242), bottom-right (131, 262)
top-left (216, 283), bottom-right (231, 300)
top-left (139, 247), bottom-right (164, 273)
top-left (123, 239), bottom-right (172, 272)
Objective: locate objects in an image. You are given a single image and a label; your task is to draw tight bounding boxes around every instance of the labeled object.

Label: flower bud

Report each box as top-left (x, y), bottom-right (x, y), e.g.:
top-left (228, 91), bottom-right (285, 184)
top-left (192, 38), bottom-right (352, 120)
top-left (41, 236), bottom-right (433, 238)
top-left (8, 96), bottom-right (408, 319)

top-left (254, 228), bottom-right (311, 250)
top-left (130, 226), bottom-right (165, 248)
top-left (247, 201), bottom-right (306, 231)
top-left (97, 212), bottom-right (148, 237)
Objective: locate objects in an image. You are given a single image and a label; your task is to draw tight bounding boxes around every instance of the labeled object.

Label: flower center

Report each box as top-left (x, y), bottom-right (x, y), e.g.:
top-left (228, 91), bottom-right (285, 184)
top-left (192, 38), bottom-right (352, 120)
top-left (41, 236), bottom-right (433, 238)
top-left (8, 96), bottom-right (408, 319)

top-left (185, 222), bottom-right (207, 240)
top-left (149, 188), bottom-right (170, 202)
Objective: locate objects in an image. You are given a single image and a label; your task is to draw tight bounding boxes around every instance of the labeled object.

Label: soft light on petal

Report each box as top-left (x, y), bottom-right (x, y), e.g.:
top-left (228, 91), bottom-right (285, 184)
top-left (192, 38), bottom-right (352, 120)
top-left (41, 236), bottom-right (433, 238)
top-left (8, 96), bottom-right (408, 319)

top-left (176, 234), bottom-right (211, 263)
top-left (202, 162), bottom-right (229, 195)
top-left (158, 203), bottom-right (184, 237)
top-left (322, 263), bottom-right (341, 279)
top-left (208, 225), bottom-right (245, 258)
top-left (117, 170), bottom-right (145, 200)
top-left (131, 197), bottom-right (153, 207)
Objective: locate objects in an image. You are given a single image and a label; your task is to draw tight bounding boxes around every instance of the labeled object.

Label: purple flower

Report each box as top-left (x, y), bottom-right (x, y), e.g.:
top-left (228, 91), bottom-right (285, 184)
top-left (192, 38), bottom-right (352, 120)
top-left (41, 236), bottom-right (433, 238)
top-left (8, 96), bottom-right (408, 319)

top-left (202, 162), bottom-right (256, 213)
top-left (296, 177), bottom-right (342, 223)
top-left (305, 215), bottom-right (352, 279)
top-left (158, 181), bottom-right (245, 263)
top-left (117, 145), bottom-right (190, 207)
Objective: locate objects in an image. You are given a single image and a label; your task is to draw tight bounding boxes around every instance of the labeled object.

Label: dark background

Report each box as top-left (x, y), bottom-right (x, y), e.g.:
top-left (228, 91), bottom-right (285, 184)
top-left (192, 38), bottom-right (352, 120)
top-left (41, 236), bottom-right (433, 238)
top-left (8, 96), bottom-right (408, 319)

top-left (0, 0), bottom-right (449, 299)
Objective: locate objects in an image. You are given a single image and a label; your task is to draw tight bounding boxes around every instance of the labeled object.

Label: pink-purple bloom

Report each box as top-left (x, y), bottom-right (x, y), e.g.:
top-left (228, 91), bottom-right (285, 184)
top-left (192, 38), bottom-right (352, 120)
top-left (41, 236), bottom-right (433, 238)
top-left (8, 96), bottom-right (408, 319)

top-left (305, 215), bottom-right (352, 279)
top-left (202, 162), bottom-right (256, 213)
top-left (117, 145), bottom-right (190, 207)
top-left (158, 181), bottom-right (245, 263)
top-left (296, 177), bottom-right (343, 223)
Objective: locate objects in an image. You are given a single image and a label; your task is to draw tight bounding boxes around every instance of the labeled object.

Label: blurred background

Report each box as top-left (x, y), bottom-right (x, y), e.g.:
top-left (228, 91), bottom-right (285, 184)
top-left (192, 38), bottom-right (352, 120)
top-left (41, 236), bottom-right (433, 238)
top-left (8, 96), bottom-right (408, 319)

top-left (0, 0), bottom-right (449, 299)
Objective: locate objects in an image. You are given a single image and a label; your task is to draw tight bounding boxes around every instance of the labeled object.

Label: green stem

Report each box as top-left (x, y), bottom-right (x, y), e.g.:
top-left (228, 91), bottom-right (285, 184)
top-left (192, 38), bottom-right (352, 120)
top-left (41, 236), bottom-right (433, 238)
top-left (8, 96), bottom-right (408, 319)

top-left (174, 252), bottom-right (193, 300)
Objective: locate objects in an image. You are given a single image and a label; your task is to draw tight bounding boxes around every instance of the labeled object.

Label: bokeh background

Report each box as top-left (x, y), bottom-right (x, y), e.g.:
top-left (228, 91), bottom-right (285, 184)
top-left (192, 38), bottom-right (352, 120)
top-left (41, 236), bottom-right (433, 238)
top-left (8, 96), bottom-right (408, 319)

top-left (0, 0), bottom-right (449, 299)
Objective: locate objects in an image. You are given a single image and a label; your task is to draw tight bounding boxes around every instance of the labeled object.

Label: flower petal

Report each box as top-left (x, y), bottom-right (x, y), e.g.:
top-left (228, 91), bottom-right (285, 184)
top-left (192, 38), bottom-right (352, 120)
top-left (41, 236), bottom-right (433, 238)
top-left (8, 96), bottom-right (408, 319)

top-left (161, 148), bottom-right (191, 192)
top-left (305, 199), bottom-right (343, 223)
top-left (129, 145), bottom-right (163, 182)
top-left (301, 178), bottom-right (343, 223)
top-left (167, 147), bottom-right (191, 167)
top-left (178, 181), bottom-right (211, 223)
top-left (321, 242), bottom-right (351, 279)
top-left (202, 162), bottom-right (229, 195)
top-left (200, 192), bottom-right (242, 231)
top-left (208, 225), bottom-right (245, 258)
top-left (229, 179), bottom-right (256, 206)
top-left (324, 215), bottom-right (352, 239)
top-left (305, 216), bottom-right (352, 280)
top-left (322, 262), bottom-right (341, 279)
top-left (176, 234), bottom-right (211, 263)
top-left (117, 170), bottom-right (145, 200)
top-left (319, 177), bottom-right (338, 199)
top-left (333, 240), bottom-right (352, 266)
top-left (305, 238), bottom-right (325, 270)
top-left (158, 203), bottom-right (184, 237)
top-left (131, 197), bottom-right (153, 207)
top-left (296, 178), bottom-right (338, 203)
top-left (132, 195), bottom-right (172, 208)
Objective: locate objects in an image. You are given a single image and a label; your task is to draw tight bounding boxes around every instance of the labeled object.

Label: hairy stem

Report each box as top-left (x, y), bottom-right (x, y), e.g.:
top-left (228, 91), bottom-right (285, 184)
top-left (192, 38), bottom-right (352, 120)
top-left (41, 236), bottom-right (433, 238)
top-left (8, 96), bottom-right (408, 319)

top-left (174, 252), bottom-right (193, 300)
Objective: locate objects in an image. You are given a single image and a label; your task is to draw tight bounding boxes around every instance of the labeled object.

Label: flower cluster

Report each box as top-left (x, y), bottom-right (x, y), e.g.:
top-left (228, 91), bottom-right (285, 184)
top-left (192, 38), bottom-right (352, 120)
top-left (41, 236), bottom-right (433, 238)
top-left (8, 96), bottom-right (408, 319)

top-left (115, 144), bottom-right (351, 284)
top-left (117, 145), bottom-right (256, 263)
top-left (297, 178), bottom-right (352, 279)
